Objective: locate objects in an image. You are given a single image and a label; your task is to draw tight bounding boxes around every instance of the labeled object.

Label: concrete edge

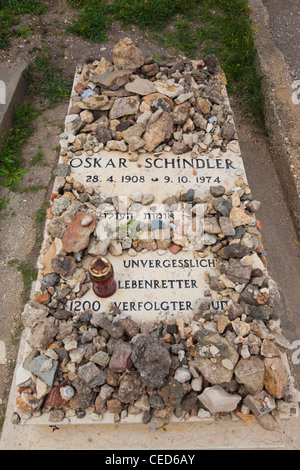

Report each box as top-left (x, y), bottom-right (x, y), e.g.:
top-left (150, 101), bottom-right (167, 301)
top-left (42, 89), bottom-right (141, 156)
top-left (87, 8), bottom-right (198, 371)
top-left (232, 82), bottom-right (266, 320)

top-left (0, 63), bottom-right (29, 148)
top-left (249, 0), bottom-right (300, 238)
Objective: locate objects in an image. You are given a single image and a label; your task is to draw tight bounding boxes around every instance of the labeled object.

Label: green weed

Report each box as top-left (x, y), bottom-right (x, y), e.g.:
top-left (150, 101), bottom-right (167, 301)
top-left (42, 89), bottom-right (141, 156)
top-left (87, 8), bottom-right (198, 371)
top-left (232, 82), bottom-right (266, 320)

top-left (114, 0), bottom-right (197, 30)
top-left (67, 0), bottom-right (115, 42)
top-left (15, 25), bottom-right (34, 38)
top-left (194, 0), bottom-right (265, 125)
top-left (29, 53), bottom-right (72, 106)
top-left (17, 184), bottom-right (46, 193)
top-left (0, 0), bottom-right (46, 50)
top-left (0, 103), bottom-right (37, 187)
top-left (0, 404), bottom-right (5, 433)
top-left (34, 200), bottom-right (48, 225)
top-left (0, 197), bottom-right (9, 211)
top-left (30, 148), bottom-right (43, 166)
top-left (7, 258), bottom-right (38, 296)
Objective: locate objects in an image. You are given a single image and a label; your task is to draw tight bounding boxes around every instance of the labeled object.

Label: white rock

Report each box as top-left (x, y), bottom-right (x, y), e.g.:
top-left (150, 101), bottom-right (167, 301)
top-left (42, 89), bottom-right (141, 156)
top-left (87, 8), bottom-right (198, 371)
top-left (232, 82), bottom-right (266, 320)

top-left (130, 191), bottom-right (143, 203)
top-left (68, 344), bottom-right (87, 362)
top-left (15, 365), bottom-right (31, 386)
top-left (136, 109), bottom-right (152, 126)
top-left (40, 358), bottom-right (53, 373)
top-left (109, 240), bottom-right (123, 256)
top-left (21, 301), bottom-right (48, 328)
top-left (191, 377), bottom-right (203, 392)
top-left (128, 248), bottom-right (137, 257)
top-left (141, 193), bottom-right (154, 205)
top-left (210, 345), bottom-right (220, 356)
top-left (221, 358), bottom-right (234, 370)
top-left (240, 344), bottom-right (250, 359)
top-left (174, 367), bottom-right (192, 383)
top-left (198, 408), bottom-right (211, 419)
top-left (60, 385), bottom-right (75, 401)
top-left (0, 340), bottom-right (6, 365)
top-left (175, 92), bottom-right (194, 104)
top-left (153, 80), bottom-right (184, 98)
top-left (81, 214), bottom-right (93, 226)
top-left (198, 385), bottom-right (241, 413)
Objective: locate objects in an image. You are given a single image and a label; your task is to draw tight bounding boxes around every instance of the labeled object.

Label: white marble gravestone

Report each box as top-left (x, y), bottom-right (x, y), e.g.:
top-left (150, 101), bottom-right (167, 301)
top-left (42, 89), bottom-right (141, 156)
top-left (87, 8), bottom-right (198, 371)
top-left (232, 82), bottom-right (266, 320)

top-left (48, 65), bottom-right (249, 325)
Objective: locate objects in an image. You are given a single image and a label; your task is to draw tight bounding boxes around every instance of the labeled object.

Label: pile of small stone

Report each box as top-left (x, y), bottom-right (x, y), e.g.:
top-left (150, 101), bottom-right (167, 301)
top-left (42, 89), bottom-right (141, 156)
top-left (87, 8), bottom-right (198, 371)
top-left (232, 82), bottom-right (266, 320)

top-left (15, 174), bottom-right (299, 430)
top-left (13, 38), bottom-right (300, 430)
top-left (15, 289), bottom-right (298, 430)
top-left (59, 36), bottom-right (234, 159)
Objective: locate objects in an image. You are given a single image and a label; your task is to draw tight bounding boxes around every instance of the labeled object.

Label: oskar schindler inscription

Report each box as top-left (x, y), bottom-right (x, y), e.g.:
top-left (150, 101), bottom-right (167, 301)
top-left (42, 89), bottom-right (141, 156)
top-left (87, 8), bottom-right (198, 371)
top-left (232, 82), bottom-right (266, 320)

top-left (69, 152), bottom-right (240, 198)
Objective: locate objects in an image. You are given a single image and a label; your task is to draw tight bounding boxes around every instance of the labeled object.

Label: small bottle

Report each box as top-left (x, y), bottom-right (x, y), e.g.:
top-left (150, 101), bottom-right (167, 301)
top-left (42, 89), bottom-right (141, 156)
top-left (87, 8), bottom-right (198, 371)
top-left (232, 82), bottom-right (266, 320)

top-left (88, 257), bottom-right (117, 298)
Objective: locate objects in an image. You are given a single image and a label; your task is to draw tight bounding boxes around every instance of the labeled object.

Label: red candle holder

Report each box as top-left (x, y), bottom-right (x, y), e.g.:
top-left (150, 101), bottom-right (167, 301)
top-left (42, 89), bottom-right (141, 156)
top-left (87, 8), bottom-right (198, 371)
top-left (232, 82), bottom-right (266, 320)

top-left (89, 257), bottom-right (117, 298)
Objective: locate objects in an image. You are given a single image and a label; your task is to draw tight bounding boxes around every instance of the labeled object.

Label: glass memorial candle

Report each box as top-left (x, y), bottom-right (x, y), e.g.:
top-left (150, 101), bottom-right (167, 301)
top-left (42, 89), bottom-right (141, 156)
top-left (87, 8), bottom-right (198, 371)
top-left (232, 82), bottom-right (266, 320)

top-left (88, 257), bottom-right (117, 298)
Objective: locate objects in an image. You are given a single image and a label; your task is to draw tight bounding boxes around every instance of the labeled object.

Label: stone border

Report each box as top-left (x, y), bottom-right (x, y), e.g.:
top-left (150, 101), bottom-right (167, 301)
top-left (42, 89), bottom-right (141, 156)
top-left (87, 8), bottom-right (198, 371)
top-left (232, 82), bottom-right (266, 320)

top-left (249, 0), bottom-right (300, 237)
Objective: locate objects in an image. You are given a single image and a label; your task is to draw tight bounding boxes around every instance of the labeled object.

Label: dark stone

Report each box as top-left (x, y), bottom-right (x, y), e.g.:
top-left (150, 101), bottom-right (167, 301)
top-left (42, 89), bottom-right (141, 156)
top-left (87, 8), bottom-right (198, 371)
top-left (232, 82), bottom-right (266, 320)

top-left (167, 60), bottom-right (185, 76)
top-left (246, 305), bottom-right (271, 321)
top-left (181, 391), bottom-right (198, 412)
top-left (234, 225), bottom-right (246, 239)
top-left (239, 284), bottom-right (260, 306)
top-left (40, 273), bottom-right (60, 291)
top-left (213, 198), bottom-right (233, 217)
top-left (158, 378), bottom-right (184, 408)
top-left (221, 124), bottom-right (235, 141)
top-left (226, 259), bottom-right (252, 284)
top-left (151, 97), bottom-right (170, 113)
top-left (185, 188), bottom-right (195, 202)
top-left (116, 317), bottom-right (139, 338)
top-left (131, 336), bottom-right (172, 388)
top-left (51, 254), bottom-right (77, 277)
top-left (210, 185), bottom-right (225, 198)
top-left (79, 311), bottom-right (93, 323)
top-left (149, 394), bottom-right (166, 410)
top-left (116, 120), bottom-right (132, 131)
top-left (52, 309), bottom-right (72, 321)
top-left (69, 377), bottom-right (95, 410)
top-left (142, 408), bottom-right (153, 425)
top-left (78, 362), bottom-right (107, 388)
top-left (96, 127), bottom-right (112, 144)
top-left (117, 371), bottom-right (144, 403)
top-left (204, 54), bottom-right (219, 74)
top-left (166, 324), bottom-right (178, 335)
top-left (221, 244), bottom-right (250, 259)
top-left (91, 312), bottom-right (124, 339)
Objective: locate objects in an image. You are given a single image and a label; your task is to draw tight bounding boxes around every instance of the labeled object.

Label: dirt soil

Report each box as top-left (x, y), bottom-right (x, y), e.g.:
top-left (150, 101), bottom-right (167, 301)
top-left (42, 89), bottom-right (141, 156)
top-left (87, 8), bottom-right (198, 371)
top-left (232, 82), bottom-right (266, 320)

top-left (1, 0), bottom-right (300, 437)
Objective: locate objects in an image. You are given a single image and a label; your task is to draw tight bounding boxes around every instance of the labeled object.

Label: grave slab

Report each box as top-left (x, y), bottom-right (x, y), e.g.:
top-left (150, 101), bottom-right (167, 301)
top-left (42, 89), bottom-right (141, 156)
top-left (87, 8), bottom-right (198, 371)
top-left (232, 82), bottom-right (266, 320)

top-left (3, 39), bottom-right (299, 437)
